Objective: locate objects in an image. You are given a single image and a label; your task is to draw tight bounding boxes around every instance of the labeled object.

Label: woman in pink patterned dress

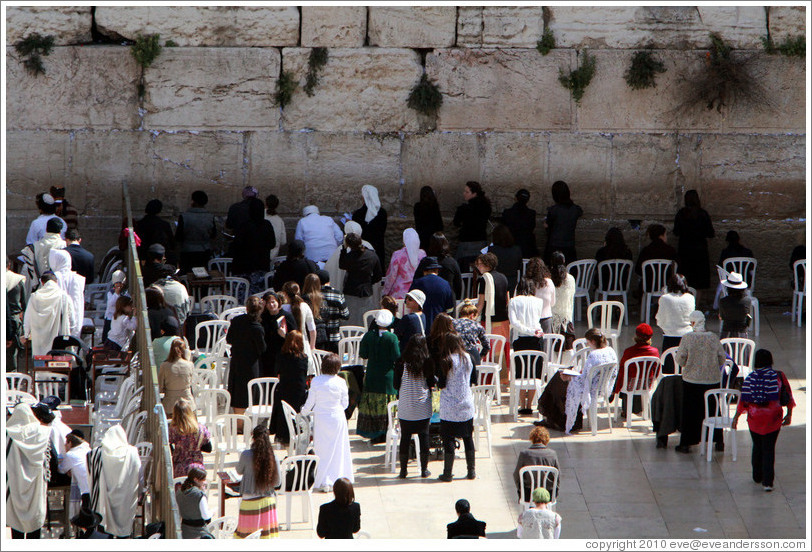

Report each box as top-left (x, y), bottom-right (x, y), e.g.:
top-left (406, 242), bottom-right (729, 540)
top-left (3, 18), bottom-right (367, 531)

top-left (382, 228), bottom-right (425, 299)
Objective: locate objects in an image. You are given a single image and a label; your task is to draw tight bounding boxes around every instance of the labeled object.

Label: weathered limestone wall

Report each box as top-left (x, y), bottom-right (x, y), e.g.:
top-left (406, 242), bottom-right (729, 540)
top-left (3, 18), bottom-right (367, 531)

top-left (5, 6), bottom-right (806, 302)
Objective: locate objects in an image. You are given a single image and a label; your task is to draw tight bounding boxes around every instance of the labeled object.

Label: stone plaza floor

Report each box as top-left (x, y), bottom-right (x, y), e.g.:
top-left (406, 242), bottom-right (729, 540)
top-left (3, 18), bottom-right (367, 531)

top-left (211, 305), bottom-right (808, 540)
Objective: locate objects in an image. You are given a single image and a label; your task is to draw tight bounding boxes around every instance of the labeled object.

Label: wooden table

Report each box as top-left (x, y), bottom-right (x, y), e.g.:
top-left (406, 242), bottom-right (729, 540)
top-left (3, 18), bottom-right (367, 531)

top-left (187, 269), bottom-right (227, 300)
top-left (59, 405), bottom-right (93, 443)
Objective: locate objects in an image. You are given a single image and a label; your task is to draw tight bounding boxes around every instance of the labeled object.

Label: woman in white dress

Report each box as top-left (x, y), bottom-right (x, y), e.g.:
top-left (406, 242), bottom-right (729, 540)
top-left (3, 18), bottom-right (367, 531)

top-left (301, 354), bottom-right (353, 492)
top-left (562, 328), bottom-right (618, 435)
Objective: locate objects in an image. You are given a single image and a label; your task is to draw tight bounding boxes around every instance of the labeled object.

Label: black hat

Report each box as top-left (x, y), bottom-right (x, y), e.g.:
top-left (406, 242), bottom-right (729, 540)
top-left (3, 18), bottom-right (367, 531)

top-left (148, 243), bottom-right (166, 256)
top-left (422, 256), bottom-right (442, 271)
top-left (40, 395), bottom-right (62, 410)
top-left (71, 505), bottom-right (103, 529)
top-left (516, 188), bottom-right (531, 201)
top-left (316, 269), bottom-right (331, 285)
top-left (160, 316), bottom-right (180, 335)
top-left (31, 402), bottom-right (55, 424)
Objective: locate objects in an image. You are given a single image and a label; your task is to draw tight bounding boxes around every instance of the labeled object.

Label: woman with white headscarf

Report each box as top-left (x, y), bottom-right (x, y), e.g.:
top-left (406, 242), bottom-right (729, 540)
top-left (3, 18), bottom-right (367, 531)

top-left (352, 185), bottom-right (387, 267)
top-left (49, 248), bottom-right (85, 337)
top-left (324, 220), bottom-right (374, 293)
top-left (88, 425), bottom-right (141, 537)
top-left (382, 228), bottom-right (426, 299)
top-left (6, 403), bottom-right (53, 539)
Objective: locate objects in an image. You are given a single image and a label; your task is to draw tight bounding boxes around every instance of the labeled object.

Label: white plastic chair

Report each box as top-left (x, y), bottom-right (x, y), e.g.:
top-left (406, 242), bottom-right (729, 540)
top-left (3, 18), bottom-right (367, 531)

top-left (220, 306), bottom-right (246, 322)
top-left (355, 530), bottom-right (371, 539)
top-left (197, 388), bottom-right (231, 426)
top-left (207, 257), bottom-right (232, 277)
top-left (509, 350), bottom-right (547, 422)
top-left (658, 346), bottom-right (682, 377)
top-left (194, 320), bottom-right (230, 356)
top-left (244, 529), bottom-right (262, 539)
top-left (613, 356), bottom-right (661, 429)
top-left (700, 388), bottom-right (740, 462)
top-left (199, 295), bottom-right (239, 317)
top-left (4, 390), bottom-right (38, 407)
top-left (310, 349), bottom-right (331, 377)
top-left (640, 259), bottom-right (673, 324)
top-left (206, 516), bottom-right (238, 539)
top-left (720, 338), bottom-right (756, 380)
top-left (212, 414), bottom-right (252, 475)
top-left (567, 259), bottom-right (597, 322)
top-left (460, 273), bottom-right (474, 300)
top-left (583, 362), bottom-right (618, 436)
top-left (278, 455), bottom-right (320, 531)
top-left (471, 386), bottom-right (493, 458)
top-left (385, 401), bottom-right (421, 473)
top-left (586, 301), bottom-right (625, 353)
top-left (125, 411), bottom-right (147, 444)
top-left (135, 441), bottom-right (153, 492)
top-left (211, 336), bottom-right (231, 359)
top-left (245, 377), bottom-right (279, 429)
top-left (5, 372), bottom-right (33, 394)
top-left (362, 310), bottom-right (378, 331)
top-left (192, 367), bottom-right (219, 395)
top-left (541, 334), bottom-right (565, 374)
top-left (596, 260), bottom-right (633, 325)
top-left (792, 259), bottom-right (806, 327)
top-left (518, 465), bottom-right (559, 511)
top-left (34, 371), bottom-right (69, 403)
top-left (571, 338), bottom-right (590, 358)
top-left (338, 336), bottom-right (363, 366)
top-left (478, 333), bottom-right (507, 405)
top-left (281, 400), bottom-right (313, 457)
top-left (339, 326), bottom-right (365, 340)
top-left (224, 276), bottom-right (250, 304)
top-left (722, 257), bottom-right (759, 336)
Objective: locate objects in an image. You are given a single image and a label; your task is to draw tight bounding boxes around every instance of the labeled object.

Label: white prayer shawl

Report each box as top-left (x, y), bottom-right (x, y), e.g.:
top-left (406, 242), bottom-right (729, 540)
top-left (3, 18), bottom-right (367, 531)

top-left (361, 185), bottom-right (381, 223)
top-left (481, 271), bottom-right (496, 334)
top-left (6, 268), bottom-right (25, 292)
top-left (324, 221), bottom-right (374, 291)
top-left (23, 280), bottom-right (75, 356)
top-left (34, 232), bottom-right (66, 277)
top-left (6, 404), bottom-right (51, 533)
top-left (402, 228), bottom-right (421, 268)
top-left (49, 248), bottom-right (86, 336)
top-left (94, 425), bottom-right (141, 537)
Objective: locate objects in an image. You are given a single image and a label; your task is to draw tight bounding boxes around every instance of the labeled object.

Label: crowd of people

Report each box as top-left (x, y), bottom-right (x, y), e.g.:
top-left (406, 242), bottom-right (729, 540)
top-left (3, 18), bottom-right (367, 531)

top-left (5, 180), bottom-right (802, 540)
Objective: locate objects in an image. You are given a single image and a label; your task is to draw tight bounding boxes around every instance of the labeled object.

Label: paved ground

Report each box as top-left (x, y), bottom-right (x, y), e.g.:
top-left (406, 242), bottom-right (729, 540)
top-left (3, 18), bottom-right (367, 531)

top-left (212, 305), bottom-right (807, 540)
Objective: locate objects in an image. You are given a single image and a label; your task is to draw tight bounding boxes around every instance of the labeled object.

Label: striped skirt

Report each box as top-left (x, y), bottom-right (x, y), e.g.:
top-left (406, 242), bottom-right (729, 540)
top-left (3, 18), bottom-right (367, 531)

top-left (235, 495), bottom-right (280, 539)
top-left (356, 392), bottom-right (397, 439)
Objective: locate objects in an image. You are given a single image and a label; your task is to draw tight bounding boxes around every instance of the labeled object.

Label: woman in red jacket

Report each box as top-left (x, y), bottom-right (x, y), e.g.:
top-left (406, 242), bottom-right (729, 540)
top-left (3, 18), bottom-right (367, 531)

top-left (614, 323), bottom-right (660, 419)
top-left (732, 349), bottom-right (795, 492)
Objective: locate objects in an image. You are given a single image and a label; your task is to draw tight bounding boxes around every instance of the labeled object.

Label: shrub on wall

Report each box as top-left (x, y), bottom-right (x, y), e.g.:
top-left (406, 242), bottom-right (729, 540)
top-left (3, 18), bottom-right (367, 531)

top-left (131, 34), bottom-right (163, 98)
top-left (14, 33), bottom-right (55, 76)
top-left (624, 50), bottom-right (666, 90)
top-left (559, 50), bottom-right (596, 104)
top-left (274, 70), bottom-right (298, 108)
top-left (536, 28), bottom-right (556, 56)
top-left (407, 73), bottom-right (443, 117)
top-left (761, 35), bottom-right (805, 58)
top-left (304, 47), bottom-right (329, 97)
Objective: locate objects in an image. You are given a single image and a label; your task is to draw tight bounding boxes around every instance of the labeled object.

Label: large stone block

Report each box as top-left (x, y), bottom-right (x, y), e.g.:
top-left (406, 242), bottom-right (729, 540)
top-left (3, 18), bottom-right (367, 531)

top-left (6, 46), bottom-right (139, 130)
top-left (547, 133), bottom-right (613, 218)
top-left (576, 50), bottom-right (724, 132)
top-left (428, 49), bottom-right (574, 131)
top-left (768, 6), bottom-right (806, 43)
top-left (480, 132), bottom-right (547, 211)
top-left (401, 133), bottom-right (481, 212)
top-left (457, 6), bottom-right (545, 48)
top-left (280, 48), bottom-right (423, 132)
top-left (609, 134), bottom-right (681, 219)
top-left (6, 131), bottom-right (73, 209)
top-left (95, 6), bottom-right (299, 47)
top-left (301, 7), bottom-right (366, 47)
top-left (6, 7), bottom-right (92, 45)
top-left (695, 134), bottom-right (806, 220)
top-left (368, 7), bottom-right (456, 48)
top-left (247, 132), bottom-right (402, 216)
top-left (143, 48), bottom-right (280, 130)
top-left (549, 6), bottom-right (765, 49)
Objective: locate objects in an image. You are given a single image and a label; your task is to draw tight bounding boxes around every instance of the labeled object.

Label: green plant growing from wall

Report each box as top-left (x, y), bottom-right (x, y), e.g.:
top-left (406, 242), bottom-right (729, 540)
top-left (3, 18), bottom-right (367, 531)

top-left (625, 50), bottom-right (666, 90)
top-left (165, 39), bottom-right (179, 47)
top-left (558, 50), bottom-right (596, 104)
top-left (761, 35), bottom-right (805, 57)
top-left (273, 70), bottom-right (298, 108)
top-left (676, 32), bottom-right (773, 114)
top-left (536, 28), bottom-right (556, 56)
top-left (303, 47), bottom-right (328, 97)
top-left (14, 33), bottom-right (55, 76)
top-left (130, 34), bottom-right (163, 98)
top-left (407, 73), bottom-right (443, 117)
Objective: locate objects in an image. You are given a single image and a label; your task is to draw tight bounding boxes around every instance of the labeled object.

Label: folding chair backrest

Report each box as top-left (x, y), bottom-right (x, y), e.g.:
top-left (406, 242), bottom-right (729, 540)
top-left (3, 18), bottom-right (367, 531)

top-left (247, 377), bottom-right (278, 409)
top-left (641, 259), bottom-right (673, 294)
top-left (195, 320), bottom-right (230, 355)
top-left (720, 338), bottom-right (756, 379)
top-left (704, 389), bottom-right (740, 422)
top-left (207, 257), bottom-right (232, 277)
top-left (567, 259), bottom-right (597, 292)
top-left (280, 455), bottom-right (320, 493)
top-left (483, 333), bottom-right (507, 366)
top-left (587, 301), bottom-right (624, 335)
top-left (597, 260), bottom-right (633, 294)
top-left (338, 336), bottom-right (363, 366)
top-left (220, 306), bottom-right (247, 322)
top-left (511, 350), bottom-right (548, 384)
top-left (518, 465), bottom-right (560, 506)
top-left (622, 356), bottom-right (661, 393)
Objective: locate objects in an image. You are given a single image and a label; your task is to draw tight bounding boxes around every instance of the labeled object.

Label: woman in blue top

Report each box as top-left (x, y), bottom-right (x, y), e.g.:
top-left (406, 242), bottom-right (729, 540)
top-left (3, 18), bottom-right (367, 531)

top-left (437, 333), bottom-right (476, 482)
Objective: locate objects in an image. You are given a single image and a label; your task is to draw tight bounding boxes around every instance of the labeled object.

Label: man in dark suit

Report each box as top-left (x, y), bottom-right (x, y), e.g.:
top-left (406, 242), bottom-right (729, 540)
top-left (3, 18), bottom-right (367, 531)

top-left (513, 426), bottom-right (560, 503)
top-left (65, 229), bottom-right (95, 283)
top-left (446, 499), bottom-right (486, 539)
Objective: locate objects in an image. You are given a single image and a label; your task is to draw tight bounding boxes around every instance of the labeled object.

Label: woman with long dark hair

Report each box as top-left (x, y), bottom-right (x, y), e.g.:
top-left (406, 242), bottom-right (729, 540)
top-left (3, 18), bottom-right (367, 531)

top-left (544, 180), bottom-right (583, 264)
top-left (235, 424), bottom-right (281, 538)
top-left (673, 190), bottom-right (715, 299)
top-left (302, 273), bottom-right (329, 351)
top-left (316, 477), bottom-right (361, 539)
top-left (226, 296), bottom-right (267, 415)
top-left (259, 291), bottom-right (297, 378)
top-left (281, 281), bottom-right (317, 375)
top-left (394, 335), bottom-right (436, 479)
top-left (453, 181), bottom-right (492, 267)
top-left (270, 330), bottom-right (309, 444)
top-left (525, 257), bottom-right (556, 333)
top-left (414, 185), bottom-right (444, 251)
top-left (437, 333), bottom-right (476, 482)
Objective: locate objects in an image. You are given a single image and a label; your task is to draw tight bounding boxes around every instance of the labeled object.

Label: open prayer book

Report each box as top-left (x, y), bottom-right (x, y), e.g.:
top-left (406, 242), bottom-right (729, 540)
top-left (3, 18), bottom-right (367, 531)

top-left (558, 368), bottom-right (581, 377)
top-left (217, 469), bottom-right (242, 484)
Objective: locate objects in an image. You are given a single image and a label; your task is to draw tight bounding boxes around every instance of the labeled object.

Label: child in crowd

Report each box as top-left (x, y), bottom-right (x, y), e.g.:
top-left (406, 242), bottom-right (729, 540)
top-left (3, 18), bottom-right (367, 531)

top-left (517, 487), bottom-right (561, 539)
top-left (104, 295), bottom-right (137, 351)
top-left (102, 270), bottom-right (127, 342)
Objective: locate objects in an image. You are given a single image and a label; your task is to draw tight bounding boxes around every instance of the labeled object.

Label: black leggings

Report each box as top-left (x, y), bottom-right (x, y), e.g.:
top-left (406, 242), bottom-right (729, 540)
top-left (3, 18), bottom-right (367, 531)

top-left (399, 418), bottom-right (430, 461)
top-left (442, 434), bottom-right (475, 456)
top-left (750, 429), bottom-right (780, 487)
top-left (11, 529), bottom-right (41, 539)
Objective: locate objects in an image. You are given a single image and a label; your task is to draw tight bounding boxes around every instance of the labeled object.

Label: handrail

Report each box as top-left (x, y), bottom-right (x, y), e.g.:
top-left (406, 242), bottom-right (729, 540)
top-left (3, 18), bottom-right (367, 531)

top-left (122, 181), bottom-right (182, 539)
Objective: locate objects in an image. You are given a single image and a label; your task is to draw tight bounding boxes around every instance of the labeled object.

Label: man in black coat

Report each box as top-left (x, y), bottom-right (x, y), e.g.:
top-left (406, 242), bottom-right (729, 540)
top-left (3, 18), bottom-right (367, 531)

top-left (446, 499), bottom-right (486, 539)
top-left (65, 228), bottom-right (95, 283)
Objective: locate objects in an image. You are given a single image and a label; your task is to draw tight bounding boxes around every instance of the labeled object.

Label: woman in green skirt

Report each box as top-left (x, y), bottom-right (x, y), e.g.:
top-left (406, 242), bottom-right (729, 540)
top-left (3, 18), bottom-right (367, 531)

top-left (357, 309), bottom-right (401, 444)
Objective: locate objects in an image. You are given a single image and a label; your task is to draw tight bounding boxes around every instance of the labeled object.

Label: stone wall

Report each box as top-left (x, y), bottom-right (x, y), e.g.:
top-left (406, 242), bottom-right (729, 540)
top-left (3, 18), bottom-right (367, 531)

top-left (5, 6), bottom-right (806, 302)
